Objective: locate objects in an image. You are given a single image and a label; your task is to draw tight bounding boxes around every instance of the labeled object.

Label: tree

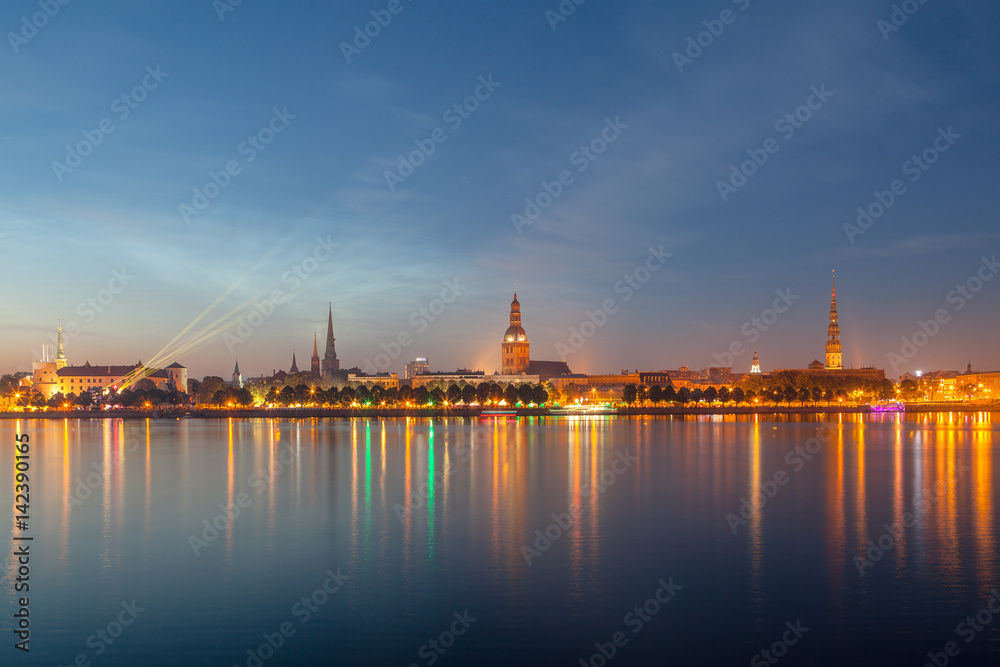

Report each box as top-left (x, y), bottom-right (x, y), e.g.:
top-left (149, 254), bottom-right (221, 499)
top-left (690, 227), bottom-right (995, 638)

top-left (717, 386), bottom-right (730, 404)
top-left (663, 385), bottom-right (677, 404)
top-left (532, 384), bottom-right (548, 405)
top-left (476, 382), bottom-right (491, 405)
top-left (649, 385), bottom-right (663, 405)
top-left (355, 385), bottom-right (371, 405)
top-left (30, 392), bottom-right (47, 408)
top-left (323, 386), bottom-right (340, 406)
top-left (47, 392), bottom-right (67, 409)
top-left (386, 387), bottom-right (400, 405)
top-left (798, 387), bottom-right (811, 405)
top-left (504, 384), bottom-right (519, 405)
top-left (135, 378), bottom-right (157, 393)
top-left (198, 377), bottom-right (226, 405)
top-left (187, 378), bottom-right (201, 397)
top-left (147, 388), bottom-right (166, 406)
top-left (676, 387), bottom-right (690, 405)
top-left (236, 388), bottom-right (254, 406)
top-left (636, 385), bottom-right (649, 404)
top-left (691, 388), bottom-right (704, 403)
top-left (730, 387), bottom-right (745, 405)
top-left (265, 386), bottom-right (280, 405)
top-left (783, 386), bottom-right (797, 405)
top-left (413, 386), bottom-right (429, 405)
top-left (462, 384), bottom-right (477, 405)
top-left (899, 379), bottom-right (918, 400)
top-left (811, 386), bottom-right (824, 404)
top-left (399, 385), bottom-right (413, 404)
top-left (703, 386), bottom-right (718, 403)
top-left (340, 386), bottom-right (356, 405)
top-left (564, 383), bottom-right (582, 403)
top-left (518, 383), bottom-right (535, 405)
top-left (75, 392), bottom-right (93, 408)
top-left (622, 384), bottom-right (638, 405)
top-left (370, 384), bottom-right (386, 405)
top-left (212, 387), bottom-right (237, 406)
top-left (279, 385), bottom-right (296, 406)
top-left (446, 384), bottom-right (462, 405)
top-left (294, 384), bottom-right (312, 404)
top-left (429, 388), bottom-right (445, 405)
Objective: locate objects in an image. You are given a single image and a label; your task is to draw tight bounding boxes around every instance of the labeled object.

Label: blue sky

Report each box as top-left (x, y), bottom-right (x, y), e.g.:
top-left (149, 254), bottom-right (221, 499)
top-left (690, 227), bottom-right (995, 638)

top-left (2, 0), bottom-right (998, 379)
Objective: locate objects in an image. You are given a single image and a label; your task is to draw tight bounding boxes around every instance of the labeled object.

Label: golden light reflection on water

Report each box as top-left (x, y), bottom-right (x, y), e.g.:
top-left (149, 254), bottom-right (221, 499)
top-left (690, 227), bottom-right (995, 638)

top-left (225, 419), bottom-right (234, 566)
top-left (854, 422), bottom-right (867, 574)
top-left (892, 422), bottom-right (907, 576)
top-left (749, 419), bottom-right (763, 608)
top-left (972, 424), bottom-right (994, 588)
top-left (827, 419), bottom-right (845, 603)
top-left (2, 413), bottom-right (999, 619)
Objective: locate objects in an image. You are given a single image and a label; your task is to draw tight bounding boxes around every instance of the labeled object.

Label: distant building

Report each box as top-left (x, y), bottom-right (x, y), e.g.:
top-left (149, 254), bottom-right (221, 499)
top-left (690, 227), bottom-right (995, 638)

top-left (404, 358), bottom-right (429, 380)
top-left (527, 360), bottom-right (572, 383)
top-left (232, 360), bottom-right (243, 388)
top-left (750, 348), bottom-right (761, 374)
top-left (501, 292), bottom-right (530, 374)
top-left (347, 373), bottom-right (399, 389)
top-left (289, 351), bottom-right (299, 374)
top-left (311, 333), bottom-right (321, 379)
top-left (499, 291), bottom-right (571, 379)
top-left (322, 304), bottom-right (341, 376)
top-left (826, 273), bottom-right (843, 370)
top-left (30, 324), bottom-right (186, 398)
top-left (410, 370), bottom-right (539, 389)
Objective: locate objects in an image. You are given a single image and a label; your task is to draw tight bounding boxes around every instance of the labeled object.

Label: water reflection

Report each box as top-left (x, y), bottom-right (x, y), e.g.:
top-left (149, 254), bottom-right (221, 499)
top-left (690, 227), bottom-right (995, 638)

top-left (1, 413), bottom-right (998, 664)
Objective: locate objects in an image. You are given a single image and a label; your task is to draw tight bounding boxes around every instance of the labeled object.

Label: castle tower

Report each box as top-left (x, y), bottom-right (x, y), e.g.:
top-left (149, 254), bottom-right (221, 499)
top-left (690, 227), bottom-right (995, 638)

top-left (501, 292), bottom-right (530, 374)
top-left (232, 359), bottom-right (243, 388)
top-left (751, 348), bottom-right (761, 374)
top-left (55, 320), bottom-right (67, 370)
top-left (289, 351), bottom-right (299, 374)
top-left (311, 333), bottom-right (321, 379)
top-left (322, 304), bottom-right (340, 376)
top-left (825, 272), bottom-right (842, 370)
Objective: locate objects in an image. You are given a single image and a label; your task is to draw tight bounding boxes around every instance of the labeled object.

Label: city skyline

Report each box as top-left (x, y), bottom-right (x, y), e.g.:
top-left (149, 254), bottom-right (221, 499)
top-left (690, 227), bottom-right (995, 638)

top-left (2, 1), bottom-right (998, 377)
top-left (15, 274), bottom-right (993, 381)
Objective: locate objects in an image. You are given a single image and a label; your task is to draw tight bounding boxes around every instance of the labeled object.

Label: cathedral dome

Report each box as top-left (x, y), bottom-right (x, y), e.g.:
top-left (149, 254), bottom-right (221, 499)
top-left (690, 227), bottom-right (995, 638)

top-left (510, 294), bottom-right (520, 313)
top-left (504, 325), bottom-right (527, 342)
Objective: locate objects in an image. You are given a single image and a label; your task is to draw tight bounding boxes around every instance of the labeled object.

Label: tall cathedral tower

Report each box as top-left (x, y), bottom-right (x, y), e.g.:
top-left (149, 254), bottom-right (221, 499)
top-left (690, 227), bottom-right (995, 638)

top-left (501, 292), bottom-right (530, 374)
top-left (311, 333), bottom-right (321, 379)
top-left (322, 304), bottom-right (340, 376)
top-left (825, 272), bottom-right (843, 370)
top-left (750, 348), bottom-right (761, 374)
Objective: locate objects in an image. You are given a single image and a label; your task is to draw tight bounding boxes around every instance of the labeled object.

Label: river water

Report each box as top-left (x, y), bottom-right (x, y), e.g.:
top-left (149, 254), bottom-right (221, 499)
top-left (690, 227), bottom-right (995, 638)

top-left (2, 413), bottom-right (998, 665)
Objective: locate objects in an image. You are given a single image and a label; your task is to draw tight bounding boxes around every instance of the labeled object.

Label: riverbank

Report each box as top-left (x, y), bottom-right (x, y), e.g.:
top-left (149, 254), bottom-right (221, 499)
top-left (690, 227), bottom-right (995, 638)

top-left (1, 403), bottom-right (996, 420)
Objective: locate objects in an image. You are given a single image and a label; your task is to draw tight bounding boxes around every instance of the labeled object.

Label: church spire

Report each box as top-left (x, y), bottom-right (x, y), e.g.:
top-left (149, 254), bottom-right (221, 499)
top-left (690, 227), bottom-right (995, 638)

top-left (322, 303), bottom-right (340, 375)
top-left (311, 332), bottom-right (321, 379)
top-left (289, 351), bottom-right (299, 374)
top-left (825, 271), bottom-right (842, 370)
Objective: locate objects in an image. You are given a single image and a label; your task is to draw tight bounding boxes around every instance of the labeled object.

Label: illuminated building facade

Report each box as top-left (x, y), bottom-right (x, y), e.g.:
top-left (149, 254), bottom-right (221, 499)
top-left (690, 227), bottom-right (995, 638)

top-left (30, 324), bottom-right (186, 398)
top-left (825, 273), bottom-right (843, 370)
top-left (404, 358), bottom-right (429, 380)
top-left (501, 292), bottom-right (530, 374)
